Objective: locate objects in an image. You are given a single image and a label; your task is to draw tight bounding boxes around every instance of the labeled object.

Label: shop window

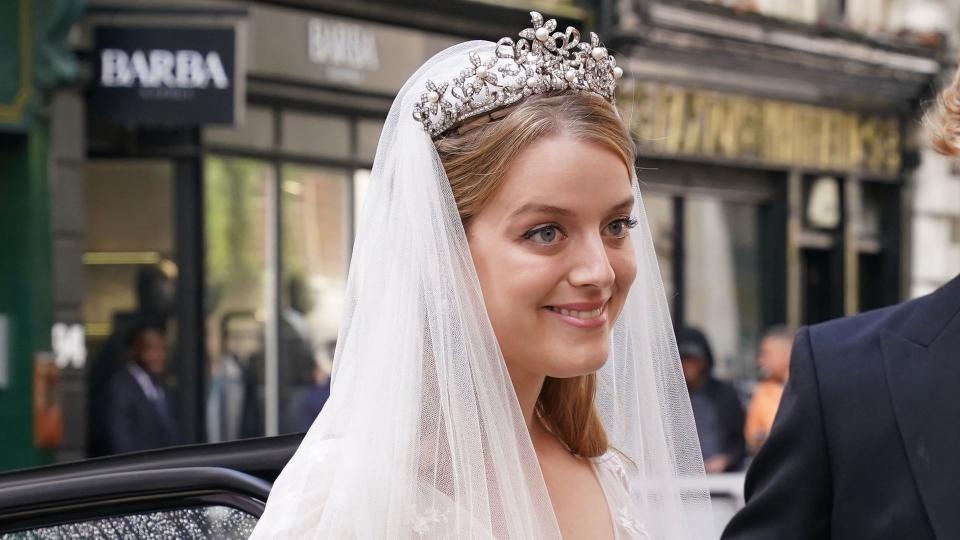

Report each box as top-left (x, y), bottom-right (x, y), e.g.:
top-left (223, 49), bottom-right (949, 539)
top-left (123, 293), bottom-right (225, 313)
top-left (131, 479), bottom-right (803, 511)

top-left (278, 165), bottom-right (349, 434)
top-left (202, 108), bottom-right (379, 438)
top-left (204, 156), bottom-right (272, 442)
top-left (683, 197), bottom-right (762, 381)
top-left (82, 160), bottom-right (174, 323)
top-left (858, 187), bottom-right (883, 242)
top-left (801, 247), bottom-right (841, 324)
top-left (82, 160), bottom-right (179, 458)
top-left (857, 181), bottom-right (900, 312)
top-left (641, 193), bottom-right (675, 313)
top-left (858, 252), bottom-right (887, 312)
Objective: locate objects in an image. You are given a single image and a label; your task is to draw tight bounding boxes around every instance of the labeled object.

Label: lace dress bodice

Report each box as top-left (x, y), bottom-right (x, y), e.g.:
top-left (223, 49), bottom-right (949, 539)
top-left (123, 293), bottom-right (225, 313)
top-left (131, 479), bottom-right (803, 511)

top-left (591, 451), bottom-right (652, 540)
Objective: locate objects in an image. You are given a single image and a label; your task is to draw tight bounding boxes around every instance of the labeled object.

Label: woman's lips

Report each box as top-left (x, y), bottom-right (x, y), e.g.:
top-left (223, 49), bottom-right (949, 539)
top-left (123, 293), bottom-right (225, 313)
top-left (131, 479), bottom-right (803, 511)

top-left (544, 301), bottom-right (608, 329)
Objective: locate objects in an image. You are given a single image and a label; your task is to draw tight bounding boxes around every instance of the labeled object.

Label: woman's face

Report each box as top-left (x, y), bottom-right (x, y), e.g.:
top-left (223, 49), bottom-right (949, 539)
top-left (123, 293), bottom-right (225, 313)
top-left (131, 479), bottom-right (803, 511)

top-left (467, 133), bottom-right (637, 382)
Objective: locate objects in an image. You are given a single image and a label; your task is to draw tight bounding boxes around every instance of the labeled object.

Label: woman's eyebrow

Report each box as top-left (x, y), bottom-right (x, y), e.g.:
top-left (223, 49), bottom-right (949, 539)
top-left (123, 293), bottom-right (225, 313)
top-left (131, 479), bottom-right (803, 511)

top-left (508, 197), bottom-right (634, 219)
top-left (508, 203), bottom-right (572, 219)
top-left (609, 197), bottom-right (635, 213)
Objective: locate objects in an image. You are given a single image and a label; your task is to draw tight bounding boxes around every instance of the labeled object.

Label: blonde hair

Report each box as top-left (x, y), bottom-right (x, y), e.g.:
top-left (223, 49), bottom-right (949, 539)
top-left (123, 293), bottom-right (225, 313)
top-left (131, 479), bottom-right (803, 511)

top-left (928, 66), bottom-right (960, 156)
top-left (435, 92), bottom-right (636, 458)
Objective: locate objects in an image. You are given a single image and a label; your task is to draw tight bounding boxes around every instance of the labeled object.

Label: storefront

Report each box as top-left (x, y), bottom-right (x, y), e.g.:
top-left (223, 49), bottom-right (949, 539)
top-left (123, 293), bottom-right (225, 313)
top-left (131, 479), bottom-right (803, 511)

top-left (29, 0), bottom-right (940, 466)
top-left (53, 0), bottom-right (586, 463)
top-left (608, 0), bottom-right (941, 380)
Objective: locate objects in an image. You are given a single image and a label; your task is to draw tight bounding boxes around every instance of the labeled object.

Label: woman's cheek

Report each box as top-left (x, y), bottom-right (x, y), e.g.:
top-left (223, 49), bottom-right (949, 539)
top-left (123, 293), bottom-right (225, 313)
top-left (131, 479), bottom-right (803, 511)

top-left (613, 246), bottom-right (638, 289)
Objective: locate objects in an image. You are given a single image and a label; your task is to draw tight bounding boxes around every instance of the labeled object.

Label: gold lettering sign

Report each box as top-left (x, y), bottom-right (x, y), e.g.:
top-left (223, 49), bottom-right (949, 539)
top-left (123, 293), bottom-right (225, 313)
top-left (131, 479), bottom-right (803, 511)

top-left (617, 82), bottom-right (902, 176)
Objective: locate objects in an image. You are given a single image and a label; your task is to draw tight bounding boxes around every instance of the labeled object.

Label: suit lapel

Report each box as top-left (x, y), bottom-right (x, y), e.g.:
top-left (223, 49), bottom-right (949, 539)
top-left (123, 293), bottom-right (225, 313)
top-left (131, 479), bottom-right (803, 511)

top-left (881, 293), bottom-right (960, 539)
top-left (125, 368), bottom-right (174, 438)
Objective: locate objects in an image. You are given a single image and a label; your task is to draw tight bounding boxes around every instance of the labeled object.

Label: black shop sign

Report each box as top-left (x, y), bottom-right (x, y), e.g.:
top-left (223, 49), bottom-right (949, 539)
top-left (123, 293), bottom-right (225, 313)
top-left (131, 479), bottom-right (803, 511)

top-left (91, 26), bottom-right (237, 126)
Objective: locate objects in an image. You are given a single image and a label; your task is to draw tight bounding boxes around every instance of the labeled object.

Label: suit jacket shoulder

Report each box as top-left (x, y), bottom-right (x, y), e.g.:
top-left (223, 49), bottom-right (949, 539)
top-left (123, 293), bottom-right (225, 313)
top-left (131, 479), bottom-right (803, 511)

top-left (723, 274), bottom-right (960, 540)
top-left (808, 274), bottom-right (960, 361)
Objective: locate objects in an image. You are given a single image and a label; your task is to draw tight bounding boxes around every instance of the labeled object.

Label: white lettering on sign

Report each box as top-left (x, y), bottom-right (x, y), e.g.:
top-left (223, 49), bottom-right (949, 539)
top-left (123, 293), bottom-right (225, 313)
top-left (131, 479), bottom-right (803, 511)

top-left (52, 323), bottom-right (87, 370)
top-left (308, 18), bottom-right (380, 71)
top-left (100, 48), bottom-right (230, 89)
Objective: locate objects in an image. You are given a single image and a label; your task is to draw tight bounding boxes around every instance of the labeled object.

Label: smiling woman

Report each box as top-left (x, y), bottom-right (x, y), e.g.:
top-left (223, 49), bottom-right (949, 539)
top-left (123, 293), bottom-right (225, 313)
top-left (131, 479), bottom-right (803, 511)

top-left (251, 13), bottom-right (711, 540)
top-left (438, 94), bottom-right (637, 456)
top-left (441, 99), bottom-right (639, 538)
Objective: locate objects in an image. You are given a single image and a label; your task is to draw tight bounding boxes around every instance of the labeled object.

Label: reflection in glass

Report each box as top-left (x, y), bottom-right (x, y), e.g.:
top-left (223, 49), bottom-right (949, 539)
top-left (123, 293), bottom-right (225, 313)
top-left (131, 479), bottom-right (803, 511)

top-left (279, 165), bottom-right (349, 433)
top-left (82, 160), bottom-right (174, 342)
top-left (82, 161), bottom-right (180, 458)
top-left (641, 193), bottom-right (675, 313)
top-left (683, 198), bottom-right (761, 380)
top-left (204, 156), bottom-right (272, 442)
top-left (1, 505), bottom-right (257, 539)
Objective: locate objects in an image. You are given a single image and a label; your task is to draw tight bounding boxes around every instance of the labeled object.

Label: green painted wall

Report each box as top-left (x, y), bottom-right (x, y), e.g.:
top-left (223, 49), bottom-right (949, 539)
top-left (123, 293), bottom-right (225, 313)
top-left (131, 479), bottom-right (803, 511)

top-left (0, 0), bottom-right (84, 472)
top-left (0, 124), bottom-right (53, 471)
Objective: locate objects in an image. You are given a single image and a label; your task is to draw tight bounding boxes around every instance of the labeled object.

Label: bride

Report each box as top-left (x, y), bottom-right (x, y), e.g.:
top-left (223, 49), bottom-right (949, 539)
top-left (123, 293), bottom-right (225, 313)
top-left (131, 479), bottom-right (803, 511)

top-left (251, 12), bottom-right (711, 539)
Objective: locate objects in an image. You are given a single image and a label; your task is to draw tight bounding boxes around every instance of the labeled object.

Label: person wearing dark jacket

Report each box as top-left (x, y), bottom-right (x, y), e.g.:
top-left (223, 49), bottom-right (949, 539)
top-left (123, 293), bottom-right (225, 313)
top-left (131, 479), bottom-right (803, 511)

top-left (676, 326), bottom-right (746, 473)
top-left (88, 265), bottom-right (174, 456)
top-left (723, 68), bottom-right (960, 540)
top-left (104, 321), bottom-right (181, 454)
top-left (722, 274), bottom-right (960, 539)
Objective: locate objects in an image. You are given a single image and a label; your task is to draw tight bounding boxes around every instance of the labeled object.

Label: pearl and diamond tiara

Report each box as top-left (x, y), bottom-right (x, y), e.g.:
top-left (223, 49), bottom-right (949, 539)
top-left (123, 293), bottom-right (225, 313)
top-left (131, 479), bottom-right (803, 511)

top-left (412, 11), bottom-right (623, 139)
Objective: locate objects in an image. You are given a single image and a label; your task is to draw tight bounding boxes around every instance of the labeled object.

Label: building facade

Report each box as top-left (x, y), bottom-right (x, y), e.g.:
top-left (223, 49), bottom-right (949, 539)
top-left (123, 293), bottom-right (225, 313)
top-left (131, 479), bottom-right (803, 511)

top-left (0, 0), bottom-right (954, 470)
top-left (33, 0), bottom-right (588, 465)
top-left (605, 0), bottom-right (943, 380)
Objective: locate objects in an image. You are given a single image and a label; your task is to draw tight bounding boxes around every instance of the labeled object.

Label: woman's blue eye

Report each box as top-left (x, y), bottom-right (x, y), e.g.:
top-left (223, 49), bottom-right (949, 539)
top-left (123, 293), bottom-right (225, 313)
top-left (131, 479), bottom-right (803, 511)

top-left (607, 218), bottom-right (638, 238)
top-left (523, 225), bottom-right (564, 245)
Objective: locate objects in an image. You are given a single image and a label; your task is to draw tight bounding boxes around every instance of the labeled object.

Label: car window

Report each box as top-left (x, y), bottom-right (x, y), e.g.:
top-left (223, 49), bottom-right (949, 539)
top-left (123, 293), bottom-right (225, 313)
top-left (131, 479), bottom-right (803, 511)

top-left (1, 505), bottom-right (256, 539)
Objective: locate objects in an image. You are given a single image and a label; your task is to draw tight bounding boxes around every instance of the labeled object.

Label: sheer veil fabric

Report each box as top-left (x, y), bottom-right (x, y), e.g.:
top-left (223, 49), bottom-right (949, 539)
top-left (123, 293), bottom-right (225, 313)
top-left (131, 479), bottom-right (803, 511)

top-left (250, 41), bottom-right (712, 539)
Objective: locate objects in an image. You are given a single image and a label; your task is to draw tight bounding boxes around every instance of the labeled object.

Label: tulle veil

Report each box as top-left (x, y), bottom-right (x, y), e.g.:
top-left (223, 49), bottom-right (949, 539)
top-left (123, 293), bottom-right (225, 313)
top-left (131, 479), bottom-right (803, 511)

top-left (250, 39), bottom-right (713, 539)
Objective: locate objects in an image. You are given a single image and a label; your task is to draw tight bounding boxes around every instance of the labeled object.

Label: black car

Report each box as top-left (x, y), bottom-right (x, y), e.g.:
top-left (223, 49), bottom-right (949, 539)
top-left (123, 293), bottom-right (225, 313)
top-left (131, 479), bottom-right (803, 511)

top-left (0, 434), bottom-right (304, 539)
top-left (0, 435), bottom-right (746, 538)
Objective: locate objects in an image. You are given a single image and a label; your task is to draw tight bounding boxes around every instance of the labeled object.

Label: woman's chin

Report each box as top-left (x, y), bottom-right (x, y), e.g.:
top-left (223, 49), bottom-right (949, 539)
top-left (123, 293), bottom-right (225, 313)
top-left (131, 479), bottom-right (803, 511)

top-left (544, 349), bottom-right (609, 378)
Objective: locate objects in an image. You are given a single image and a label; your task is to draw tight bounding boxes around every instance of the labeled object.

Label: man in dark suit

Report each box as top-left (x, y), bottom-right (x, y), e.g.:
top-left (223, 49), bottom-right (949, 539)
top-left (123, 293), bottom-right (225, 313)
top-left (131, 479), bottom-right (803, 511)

top-left (723, 275), bottom-right (960, 539)
top-left (104, 321), bottom-right (181, 454)
top-left (88, 265), bottom-right (174, 456)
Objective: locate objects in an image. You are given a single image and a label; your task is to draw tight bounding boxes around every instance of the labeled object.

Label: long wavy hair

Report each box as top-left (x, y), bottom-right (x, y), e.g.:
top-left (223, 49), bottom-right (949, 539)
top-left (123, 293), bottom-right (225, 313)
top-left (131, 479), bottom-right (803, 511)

top-left (434, 92), bottom-right (636, 457)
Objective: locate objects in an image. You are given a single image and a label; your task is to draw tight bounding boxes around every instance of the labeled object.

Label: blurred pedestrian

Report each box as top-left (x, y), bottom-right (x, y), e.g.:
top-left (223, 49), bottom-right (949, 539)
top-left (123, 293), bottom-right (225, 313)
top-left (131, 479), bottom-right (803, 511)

top-left (723, 69), bottom-right (960, 540)
top-left (87, 265), bottom-right (174, 457)
top-left (677, 326), bottom-right (746, 473)
top-left (744, 325), bottom-right (793, 455)
top-left (207, 312), bottom-right (262, 442)
top-left (280, 275), bottom-right (320, 434)
top-left (293, 354), bottom-right (331, 433)
top-left (104, 320), bottom-right (181, 454)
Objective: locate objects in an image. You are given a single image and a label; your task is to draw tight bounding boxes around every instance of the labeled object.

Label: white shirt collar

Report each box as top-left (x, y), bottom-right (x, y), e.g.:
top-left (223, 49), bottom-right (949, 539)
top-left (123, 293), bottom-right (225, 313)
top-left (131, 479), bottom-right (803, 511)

top-left (127, 362), bottom-right (161, 401)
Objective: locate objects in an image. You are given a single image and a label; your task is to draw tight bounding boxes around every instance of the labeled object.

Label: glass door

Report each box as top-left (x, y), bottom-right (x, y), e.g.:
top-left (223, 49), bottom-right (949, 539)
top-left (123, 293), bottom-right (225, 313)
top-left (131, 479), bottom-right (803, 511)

top-left (203, 156), bottom-right (272, 442)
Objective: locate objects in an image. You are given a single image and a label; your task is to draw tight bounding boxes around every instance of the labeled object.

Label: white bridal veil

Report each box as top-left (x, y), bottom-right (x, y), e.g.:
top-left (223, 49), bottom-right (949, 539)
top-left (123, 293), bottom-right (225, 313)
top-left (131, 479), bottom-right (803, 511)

top-left (251, 38), bottom-right (712, 539)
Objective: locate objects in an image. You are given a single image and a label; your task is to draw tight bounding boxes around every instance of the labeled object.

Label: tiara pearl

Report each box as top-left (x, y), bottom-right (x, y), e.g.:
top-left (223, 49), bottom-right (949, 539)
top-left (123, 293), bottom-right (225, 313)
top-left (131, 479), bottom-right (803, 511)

top-left (412, 11), bottom-right (624, 139)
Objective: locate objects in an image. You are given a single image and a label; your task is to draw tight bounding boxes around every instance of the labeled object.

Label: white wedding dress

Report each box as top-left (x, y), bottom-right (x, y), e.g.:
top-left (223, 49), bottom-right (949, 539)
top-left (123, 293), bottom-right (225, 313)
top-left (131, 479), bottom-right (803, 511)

top-left (592, 452), bottom-right (653, 540)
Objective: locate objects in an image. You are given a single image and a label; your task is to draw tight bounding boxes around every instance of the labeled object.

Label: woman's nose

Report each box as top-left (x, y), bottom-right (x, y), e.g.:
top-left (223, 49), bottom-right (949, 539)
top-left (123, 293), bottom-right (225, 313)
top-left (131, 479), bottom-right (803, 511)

top-left (568, 234), bottom-right (616, 289)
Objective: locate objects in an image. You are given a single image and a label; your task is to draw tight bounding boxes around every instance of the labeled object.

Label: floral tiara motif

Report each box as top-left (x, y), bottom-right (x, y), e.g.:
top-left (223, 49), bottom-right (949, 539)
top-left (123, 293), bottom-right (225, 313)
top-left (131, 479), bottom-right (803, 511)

top-left (412, 11), bottom-right (623, 139)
